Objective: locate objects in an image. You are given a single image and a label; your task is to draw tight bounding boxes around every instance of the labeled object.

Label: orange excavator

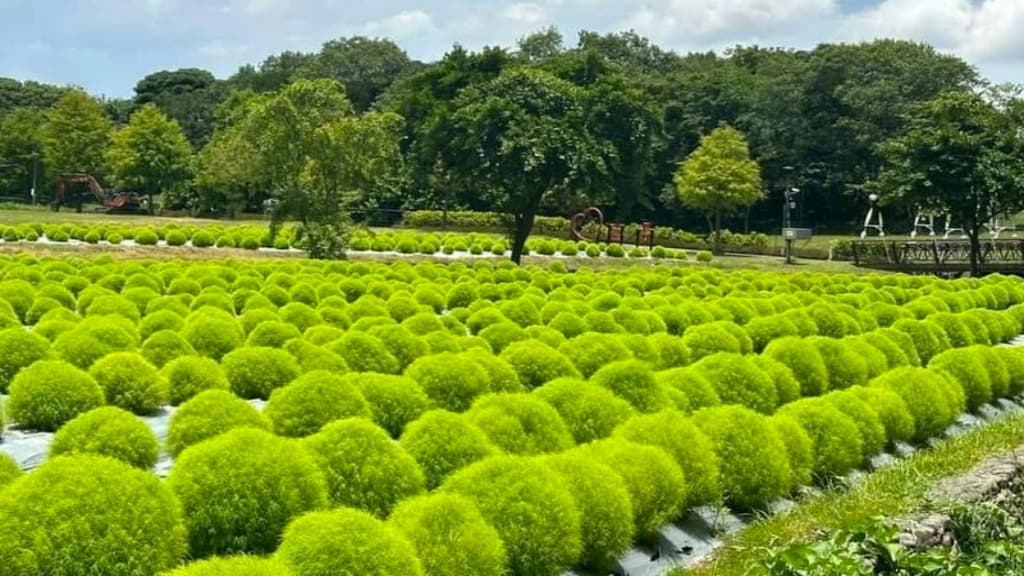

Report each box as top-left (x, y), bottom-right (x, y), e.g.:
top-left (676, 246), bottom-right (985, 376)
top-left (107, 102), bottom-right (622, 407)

top-left (52, 173), bottom-right (145, 213)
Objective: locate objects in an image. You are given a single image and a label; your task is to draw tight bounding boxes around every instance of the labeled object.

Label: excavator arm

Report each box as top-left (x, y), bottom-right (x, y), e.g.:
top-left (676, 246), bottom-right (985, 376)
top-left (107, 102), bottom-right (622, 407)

top-left (53, 173), bottom-right (141, 213)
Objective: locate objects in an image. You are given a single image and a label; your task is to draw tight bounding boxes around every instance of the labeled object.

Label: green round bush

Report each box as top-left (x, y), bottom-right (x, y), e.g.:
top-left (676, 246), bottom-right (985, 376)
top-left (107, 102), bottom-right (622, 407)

top-left (533, 377), bottom-right (637, 443)
top-left (246, 320), bottom-right (301, 348)
top-left (558, 332), bottom-right (634, 378)
top-left (442, 455), bottom-right (582, 576)
top-left (88, 352), bottom-right (167, 414)
top-left (499, 339), bottom-right (580, 390)
top-left (278, 508), bottom-right (424, 576)
top-left (86, 294), bottom-right (141, 322)
top-left (465, 393), bottom-right (574, 455)
top-left (303, 418), bottom-right (425, 516)
top-left (892, 319), bottom-right (948, 364)
top-left (142, 330), bottom-right (198, 368)
top-left (996, 347), bottom-right (1024, 396)
top-left (221, 346), bottom-right (300, 399)
top-left (539, 452), bottom-right (634, 570)
top-left (0, 452), bottom-right (21, 488)
top-left (696, 250), bottom-right (713, 263)
top-left (327, 332), bottom-right (400, 374)
top-left (822, 390), bottom-right (887, 458)
top-left (169, 428), bottom-right (327, 558)
top-left (161, 556), bottom-right (290, 575)
top-left (590, 359), bottom-right (673, 413)
top-left (763, 336), bottom-right (830, 397)
top-left (928, 347), bottom-right (992, 412)
top-left (8, 360), bottom-right (104, 431)
top-left (478, 321), bottom-right (528, 353)
top-left (190, 230), bottom-right (215, 248)
top-left (573, 438), bottom-right (687, 536)
top-left (400, 410), bottom-right (500, 489)
top-left (693, 405), bottom-right (792, 510)
top-left (50, 406), bottom-right (158, 469)
top-left (265, 371), bottom-right (371, 437)
top-left (0, 455), bottom-right (185, 576)
top-left (870, 367), bottom-right (958, 443)
top-left (682, 322), bottom-right (743, 361)
top-left (459, 348), bottom-right (523, 393)
top-left (768, 414), bottom-right (815, 489)
top-left (777, 397), bottom-right (864, 478)
top-left (53, 315), bottom-right (139, 369)
top-left (751, 355), bottom-right (802, 406)
top-left (166, 389), bottom-right (270, 456)
top-left (744, 315), bottom-right (799, 353)
top-left (972, 345), bottom-right (1011, 400)
top-left (0, 327), bottom-right (52, 392)
top-left (808, 336), bottom-right (869, 390)
top-left (691, 353), bottom-right (778, 414)
top-left (656, 367), bottom-right (721, 409)
top-left (614, 410), bottom-right (722, 507)
top-left (390, 494), bottom-right (507, 576)
top-left (847, 386), bottom-right (916, 447)
top-left (163, 356), bottom-right (230, 405)
top-left (861, 330), bottom-right (914, 367)
top-left (405, 352), bottom-right (490, 412)
top-left (342, 373), bottom-right (429, 437)
top-left (182, 315), bottom-right (245, 360)
top-left (283, 338), bottom-right (349, 374)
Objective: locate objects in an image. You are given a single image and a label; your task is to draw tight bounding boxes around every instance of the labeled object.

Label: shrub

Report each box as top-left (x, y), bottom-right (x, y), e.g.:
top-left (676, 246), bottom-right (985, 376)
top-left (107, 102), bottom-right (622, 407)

top-left (847, 386), bottom-right (916, 447)
top-left (861, 330), bottom-right (914, 367)
top-left (682, 321), bottom-right (743, 361)
top-left (696, 250), bottom-right (713, 263)
top-left (327, 332), bottom-right (400, 374)
top-left (166, 390), bottom-right (270, 456)
top-left (614, 410), bottom-right (722, 507)
top-left (0, 327), bottom-right (52, 392)
top-left (892, 319), bottom-right (947, 364)
top-left (478, 321), bottom-right (528, 352)
top-left (573, 438), bottom-right (687, 536)
top-left (135, 228), bottom-right (159, 245)
top-left (163, 355), bottom-right (230, 405)
top-left (768, 414), bottom-right (815, 489)
top-left (996, 346), bottom-right (1024, 396)
top-left (304, 418), bottom-right (425, 516)
top-left (777, 398), bottom-right (864, 478)
top-left (693, 405), bottom-right (792, 510)
top-left (928, 348), bottom-right (992, 412)
top-left (459, 348), bottom-right (523, 393)
top-left (246, 320), bottom-right (301, 347)
top-left (50, 406), bottom-right (159, 469)
top-left (343, 373), bottom-right (429, 437)
top-left (539, 452), bottom-right (634, 570)
top-left (558, 332), bottom-right (634, 378)
top-left (806, 336), bottom-right (869, 391)
top-left (822, 390), bottom-right (887, 458)
top-left (405, 352), bottom-right (490, 412)
top-left (691, 353), bottom-right (778, 414)
top-left (162, 556), bottom-right (290, 575)
top-left (53, 315), bottom-right (138, 369)
top-left (88, 352), bottom-right (167, 415)
top-left (139, 309), bottom-right (185, 340)
top-left (141, 330), bottom-right (197, 368)
top-left (190, 230), bottom-right (215, 248)
top-left (0, 452), bottom-right (20, 489)
top-left (8, 360), bottom-right (104, 431)
top-left (972, 345), bottom-right (1011, 400)
top-left (0, 279), bottom-right (35, 321)
top-left (169, 428), bottom-right (327, 558)
top-left (0, 455), bottom-right (185, 576)
top-left (465, 393), bottom-right (574, 455)
top-left (656, 367), bottom-right (722, 409)
top-left (400, 410), bottom-right (500, 489)
top-left (763, 336), bottom-right (830, 397)
top-left (86, 294), bottom-right (141, 322)
top-left (590, 359), bottom-right (673, 413)
top-left (182, 315), bottom-right (245, 360)
top-left (499, 339), bottom-right (580, 389)
top-left (283, 338), bottom-right (349, 374)
top-left (278, 508), bottom-right (424, 576)
top-left (533, 377), bottom-right (636, 443)
top-left (751, 355), bottom-right (802, 406)
top-left (390, 494), bottom-right (507, 576)
top-left (265, 371), bottom-right (371, 437)
top-left (870, 367), bottom-right (958, 443)
top-left (442, 455), bottom-right (581, 576)
top-left (221, 346), bottom-right (300, 399)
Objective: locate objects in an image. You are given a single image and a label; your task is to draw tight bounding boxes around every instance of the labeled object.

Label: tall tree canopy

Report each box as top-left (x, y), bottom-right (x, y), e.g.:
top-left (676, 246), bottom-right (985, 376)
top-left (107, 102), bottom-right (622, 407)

top-left (106, 104), bottom-right (193, 212)
top-left (43, 90), bottom-right (112, 179)
top-left (305, 37), bottom-right (415, 112)
top-left (134, 69), bottom-right (226, 146)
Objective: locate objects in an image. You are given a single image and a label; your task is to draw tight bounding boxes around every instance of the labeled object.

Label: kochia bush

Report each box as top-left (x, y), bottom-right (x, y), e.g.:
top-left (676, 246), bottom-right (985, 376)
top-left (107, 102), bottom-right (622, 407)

top-left (590, 359), bottom-right (674, 413)
top-left (442, 456), bottom-right (582, 576)
top-left (8, 360), bottom-right (105, 431)
top-left (49, 406), bottom-right (159, 469)
top-left (162, 556), bottom-right (290, 575)
top-left (162, 355), bottom-right (230, 405)
top-left (166, 390), bottom-right (270, 456)
top-left (822, 390), bottom-right (887, 458)
top-left (777, 398), bottom-right (864, 478)
top-left (390, 494), bottom-right (508, 576)
top-left (303, 418), bottom-right (425, 517)
top-left (88, 352), bottom-right (168, 415)
top-left (928, 348), bottom-right (993, 412)
top-left (0, 327), bottom-right (52, 392)
top-left (465, 393), bottom-right (575, 455)
top-left (768, 414), bottom-right (815, 489)
top-left (169, 428), bottom-right (328, 558)
top-left (405, 352), bottom-right (490, 412)
top-left (693, 405), bottom-right (792, 510)
top-left (265, 371), bottom-right (372, 437)
top-left (558, 332), bottom-right (634, 378)
top-left (0, 454), bottom-right (186, 576)
top-left (870, 367), bottom-right (958, 443)
top-left (499, 339), bottom-right (581, 390)
top-left (221, 346), bottom-right (301, 399)
top-left (0, 452), bottom-right (21, 489)
top-left (344, 373), bottom-right (430, 437)
top-left (533, 378), bottom-right (637, 443)
top-left (182, 314), bottom-right (245, 360)
top-left (691, 353), bottom-right (778, 414)
top-left (763, 336), bottom-right (830, 397)
top-left (847, 386), bottom-right (916, 447)
top-left (141, 330), bottom-right (197, 368)
top-left (278, 508), bottom-right (424, 576)
top-left (808, 336), bottom-right (869, 390)
top-left (327, 332), bottom-right (400, 374)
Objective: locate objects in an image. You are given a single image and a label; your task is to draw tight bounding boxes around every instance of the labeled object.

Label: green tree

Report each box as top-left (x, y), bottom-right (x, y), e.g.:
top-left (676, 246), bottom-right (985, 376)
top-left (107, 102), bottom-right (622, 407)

top-left (106, 104), bottom-right (193, 213)
top-left (0, 107), bottom-right (48, 202)
top-left (516, 27), bottom-right (565, 64)
top-left (134, 68), bottom-right (227, 146)
top-left (674, 125), bottom-right (763, 252)
top-left (449, 68), bottom-right (608, 264)
top-left (43, 90), bottom-right (112, 179)
top-left (875, 90), bottom-right (1024, 275)
top-left (245, 78), bottom-right (404, 258)
top-left (306, 37), bottom-right (414, 112)
top-left (0, 78), bottom-right (68, 116)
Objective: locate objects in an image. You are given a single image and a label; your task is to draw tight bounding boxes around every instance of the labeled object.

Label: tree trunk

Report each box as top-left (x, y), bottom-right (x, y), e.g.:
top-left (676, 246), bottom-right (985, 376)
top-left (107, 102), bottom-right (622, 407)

top-left (509, 206), bottom-right (537, 265)
top-left (712, 211), bottom-right (723, 255)
top-left (967, 226), bottom-right (984, 277)
top-left (148, 192), bottom-right (155, 215)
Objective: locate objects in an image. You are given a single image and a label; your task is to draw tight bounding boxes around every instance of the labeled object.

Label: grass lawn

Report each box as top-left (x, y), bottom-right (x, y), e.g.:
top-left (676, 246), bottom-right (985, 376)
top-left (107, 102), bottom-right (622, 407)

top-left (682, 410), bottom-right (1024, 575)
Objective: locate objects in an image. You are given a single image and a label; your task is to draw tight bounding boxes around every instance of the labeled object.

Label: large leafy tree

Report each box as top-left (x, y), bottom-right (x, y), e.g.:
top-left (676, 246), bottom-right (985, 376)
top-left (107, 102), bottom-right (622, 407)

top-left (0, 107), bottom-right (48, 202)
top-left (306, 37), bottom-right (414, 112)
top-left (244, 79), bottom-right (404, 258)
top-left (0, 78), bottom-right (68, 117)
top-left (875, 90), bottom-right (1024, 275)
top-left (43, 90), bottom-right (113, 179)
top-left (448, 67), bottom-right (608, 264)
top-left (674, 125), bottom-right (763, 251)
top-left (134, 69), bottom-right (226, 146)
top-left (106, 104), bottom-right (193, 212)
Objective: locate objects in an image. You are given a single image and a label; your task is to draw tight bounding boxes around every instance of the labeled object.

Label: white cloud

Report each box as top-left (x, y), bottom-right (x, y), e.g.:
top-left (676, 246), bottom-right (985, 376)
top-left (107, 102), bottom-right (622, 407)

top-left (623, 0), bottom-right (839, 42)
top-left (360, 10), bottom-right (437, 40)
top-left (502, 2), bottom-right (549, 24)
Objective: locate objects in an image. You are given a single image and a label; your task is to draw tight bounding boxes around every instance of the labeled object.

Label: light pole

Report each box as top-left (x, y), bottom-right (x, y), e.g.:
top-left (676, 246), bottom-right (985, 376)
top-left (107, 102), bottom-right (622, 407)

top-left (783, 187), bottom-right (800, 264)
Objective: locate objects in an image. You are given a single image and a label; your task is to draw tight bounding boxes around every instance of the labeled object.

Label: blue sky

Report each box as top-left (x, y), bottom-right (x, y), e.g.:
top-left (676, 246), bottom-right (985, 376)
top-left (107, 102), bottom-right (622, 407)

top-left (0, 0), bottom-right (1020, 97)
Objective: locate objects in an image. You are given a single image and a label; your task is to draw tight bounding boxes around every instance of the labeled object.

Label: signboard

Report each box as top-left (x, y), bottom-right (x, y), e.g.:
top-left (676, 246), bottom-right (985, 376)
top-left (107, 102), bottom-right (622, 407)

top-left (783, 228), bottom-right (813, 240)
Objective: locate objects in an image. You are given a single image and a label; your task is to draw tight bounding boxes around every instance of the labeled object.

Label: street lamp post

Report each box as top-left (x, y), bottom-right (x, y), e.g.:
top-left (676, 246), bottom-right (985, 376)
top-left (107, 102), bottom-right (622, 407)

top-left (783, 187), bottom-right (800, 264)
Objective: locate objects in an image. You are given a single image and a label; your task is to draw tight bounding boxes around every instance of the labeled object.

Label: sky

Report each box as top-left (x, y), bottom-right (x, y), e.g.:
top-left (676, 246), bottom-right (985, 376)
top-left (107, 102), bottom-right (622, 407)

top-left (0, 0), bottom-right (1021, 97)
